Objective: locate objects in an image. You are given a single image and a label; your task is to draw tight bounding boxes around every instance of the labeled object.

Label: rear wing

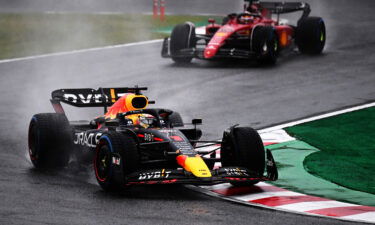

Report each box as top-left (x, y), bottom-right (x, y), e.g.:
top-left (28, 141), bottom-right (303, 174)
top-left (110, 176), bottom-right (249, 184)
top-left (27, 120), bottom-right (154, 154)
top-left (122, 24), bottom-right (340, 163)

top-left (245, 1), bottom-right (310, 22)
top-left (259, 2), bottom-right (310, 16)
top-left (50, 86), bottom-right (149, 114)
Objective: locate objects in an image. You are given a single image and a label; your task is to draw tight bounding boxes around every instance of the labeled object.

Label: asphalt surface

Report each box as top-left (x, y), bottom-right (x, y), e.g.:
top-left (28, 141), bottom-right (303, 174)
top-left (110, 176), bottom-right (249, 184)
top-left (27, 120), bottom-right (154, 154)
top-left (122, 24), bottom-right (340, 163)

top-left (0, 0), bottom-right (375, 224)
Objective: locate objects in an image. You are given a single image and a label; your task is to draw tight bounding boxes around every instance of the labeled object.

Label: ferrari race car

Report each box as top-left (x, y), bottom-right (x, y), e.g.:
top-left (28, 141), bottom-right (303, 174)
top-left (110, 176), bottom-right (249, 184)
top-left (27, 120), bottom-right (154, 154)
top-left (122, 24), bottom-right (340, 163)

top-left (28, 86), bottom-right (278, 191)
top-left (161, 0), bottom-right (326, 64)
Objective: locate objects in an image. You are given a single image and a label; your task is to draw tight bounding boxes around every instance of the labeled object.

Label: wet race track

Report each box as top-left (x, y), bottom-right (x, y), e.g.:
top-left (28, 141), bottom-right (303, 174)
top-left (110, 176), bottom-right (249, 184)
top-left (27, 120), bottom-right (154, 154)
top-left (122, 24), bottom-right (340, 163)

top-left (0, 0), bottom-right (375, 224)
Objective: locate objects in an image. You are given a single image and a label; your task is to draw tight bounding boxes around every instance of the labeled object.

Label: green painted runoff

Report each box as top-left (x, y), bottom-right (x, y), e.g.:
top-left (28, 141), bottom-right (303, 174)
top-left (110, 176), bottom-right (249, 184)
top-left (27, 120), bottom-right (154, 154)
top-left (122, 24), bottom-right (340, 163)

top-left (284, 106), bottom-right (375, 196)
top-left (268, 140), bottom-right (375, 206)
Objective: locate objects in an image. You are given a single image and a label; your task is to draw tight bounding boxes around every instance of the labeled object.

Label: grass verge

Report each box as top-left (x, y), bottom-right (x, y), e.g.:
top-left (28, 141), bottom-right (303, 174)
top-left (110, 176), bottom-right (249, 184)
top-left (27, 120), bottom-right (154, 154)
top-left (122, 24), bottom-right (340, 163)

top-left (0, 13), bottom-right (221, 60)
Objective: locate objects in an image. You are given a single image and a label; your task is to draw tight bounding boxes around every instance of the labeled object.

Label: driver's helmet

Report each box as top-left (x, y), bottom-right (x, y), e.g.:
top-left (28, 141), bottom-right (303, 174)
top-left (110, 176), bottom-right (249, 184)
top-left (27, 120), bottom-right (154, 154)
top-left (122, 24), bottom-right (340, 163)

top-left (137, 114), bottom-right (155, 128)
top-left (238, 11), bottom-right (253, 24)
top-left (123, 113), bottom-right (153, 128)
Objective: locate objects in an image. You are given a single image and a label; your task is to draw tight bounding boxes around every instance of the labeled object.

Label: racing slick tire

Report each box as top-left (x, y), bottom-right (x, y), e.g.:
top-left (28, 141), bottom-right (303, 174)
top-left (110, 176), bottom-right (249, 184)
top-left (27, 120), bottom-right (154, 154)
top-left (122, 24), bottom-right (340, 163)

top-left (252, 26), bottom-right (279, 65)
top-left (296, 17), bottom-right (326, 54)
top-left (170, 22), bottom-right (196, 63)
top-left (94, 131), bottom-right (139, 191)
top-left (28, 113), bottom-right (72, 168)
top-left (221, 127), bottom-right (265, 186)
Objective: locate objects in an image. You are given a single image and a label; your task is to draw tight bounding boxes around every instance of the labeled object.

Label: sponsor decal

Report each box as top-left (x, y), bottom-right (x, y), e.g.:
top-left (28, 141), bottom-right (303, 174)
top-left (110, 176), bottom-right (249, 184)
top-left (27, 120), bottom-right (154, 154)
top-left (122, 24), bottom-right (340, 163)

top-left (267, 159), bottom-right (274, 167)
top-left (159, 129), bottom-right (177, 133)
top-left (112, 156), bottom-right (121, 165)
top-left (138, 133), bottom-right (163, 142)
top-left (74, 132), bottom-right (102, 148)
top-left (224, 168), bottom-right (249, 176)
top-left (170, 135), bottom-right (183, 142)
top-left (144, 133), bottom-right (154, 142)
top-left (237, 30), bottom-right (250, 36)
top-left (216, 32), bottom-right (227, 37)
top-left (209, 37), bottom-right (222, 45)
top-left (219, 27), bottom-right (234, 33)
top-left (63, 92), bottom-right (125, 104)
top-left (64, 93), bottom-right (105, 104)
top-left (173, 141), bottom-right (193, 152)
top-left (199, 169), bottom-right (209, 176)
top-left (138, 169), bottom-right (172, 180)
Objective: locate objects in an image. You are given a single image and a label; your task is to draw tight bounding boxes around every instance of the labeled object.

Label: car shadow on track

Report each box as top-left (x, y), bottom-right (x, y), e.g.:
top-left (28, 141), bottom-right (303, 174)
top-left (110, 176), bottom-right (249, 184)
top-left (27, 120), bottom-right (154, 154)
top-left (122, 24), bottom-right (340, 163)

top-left (93, 184), bottom-right (207, 201)
top-left (28, 165), bottom-right (207, 201)
top-left (164, 51), bottom-right (328, 70)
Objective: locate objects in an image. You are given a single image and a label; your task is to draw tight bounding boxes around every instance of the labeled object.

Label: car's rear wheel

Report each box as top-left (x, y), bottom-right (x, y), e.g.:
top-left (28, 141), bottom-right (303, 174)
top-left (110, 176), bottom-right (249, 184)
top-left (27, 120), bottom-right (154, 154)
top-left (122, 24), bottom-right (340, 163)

top-left (221, 126), bottom-right (265, 186)
top-left (170, 22), bottom-right (196, 63)
top-left (94, 132), bottom-right (139, 191)
top-left (28, 113), bottom-right (72, 168)
top-left (251, 26), bottom-right (279, 65)
top-left (296, 17), bottom-right (326, 54)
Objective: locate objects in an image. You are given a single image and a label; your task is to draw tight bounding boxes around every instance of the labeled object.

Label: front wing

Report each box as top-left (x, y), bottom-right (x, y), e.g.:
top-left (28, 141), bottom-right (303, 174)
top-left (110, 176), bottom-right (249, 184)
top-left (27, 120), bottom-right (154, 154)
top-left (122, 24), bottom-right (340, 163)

top-left (161, 37), bottom-right (258, 60)
top-left (125, 150), bottom-right (278, 186)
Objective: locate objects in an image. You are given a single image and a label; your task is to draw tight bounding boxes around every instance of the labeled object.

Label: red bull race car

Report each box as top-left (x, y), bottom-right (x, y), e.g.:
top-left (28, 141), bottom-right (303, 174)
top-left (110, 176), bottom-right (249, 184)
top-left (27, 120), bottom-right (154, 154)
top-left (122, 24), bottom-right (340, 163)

top-left (28, 86), bottom-right (278, 191)
top-left (161, 0), bottom-right (326, 64)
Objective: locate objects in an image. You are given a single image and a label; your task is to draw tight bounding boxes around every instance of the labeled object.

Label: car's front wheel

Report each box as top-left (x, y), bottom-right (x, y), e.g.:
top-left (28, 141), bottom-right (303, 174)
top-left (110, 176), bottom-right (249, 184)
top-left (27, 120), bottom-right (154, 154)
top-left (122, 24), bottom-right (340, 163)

top-left (221, 126), bottom-right (265, 186)
top-left (94, 132), bottom-right (139, 191)
top-left (170, 22), bottom-right (196, 63)
top-left (252, 26), bottom-right (279, 65)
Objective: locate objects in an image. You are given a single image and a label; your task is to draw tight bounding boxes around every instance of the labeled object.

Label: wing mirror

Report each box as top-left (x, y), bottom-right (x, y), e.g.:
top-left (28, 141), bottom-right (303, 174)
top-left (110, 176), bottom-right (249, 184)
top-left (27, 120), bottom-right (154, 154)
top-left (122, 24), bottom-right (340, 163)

top-left (208, 18), bottom-right (216, 24)
top-left (192, 119), bottom-right (202, 125)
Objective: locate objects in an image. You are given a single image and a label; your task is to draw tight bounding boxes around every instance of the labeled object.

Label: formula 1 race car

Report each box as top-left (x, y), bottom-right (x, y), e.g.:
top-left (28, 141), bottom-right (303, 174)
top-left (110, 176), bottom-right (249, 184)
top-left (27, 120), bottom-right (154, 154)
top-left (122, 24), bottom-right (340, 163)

top-left (28, 86), bottom-right (278, 191)
top-left (161, 0), bottom-right (325, 64)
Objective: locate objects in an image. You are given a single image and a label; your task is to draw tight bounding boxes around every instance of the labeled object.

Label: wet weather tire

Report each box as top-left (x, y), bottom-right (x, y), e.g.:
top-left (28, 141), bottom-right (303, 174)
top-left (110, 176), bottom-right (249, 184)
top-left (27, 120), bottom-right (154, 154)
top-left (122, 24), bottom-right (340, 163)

top-left (296, 17), bottom-right (326, 54)
top-left (221, 127), bottom-right (265, 186)
top-left (28, 113), bottom-right (72, 168)
top-left (252, 26), bottom-right (279, 64)
top-left (94, 132), bottom-right (139, 191)
top-left (170, 23), bottom-right (196, 63)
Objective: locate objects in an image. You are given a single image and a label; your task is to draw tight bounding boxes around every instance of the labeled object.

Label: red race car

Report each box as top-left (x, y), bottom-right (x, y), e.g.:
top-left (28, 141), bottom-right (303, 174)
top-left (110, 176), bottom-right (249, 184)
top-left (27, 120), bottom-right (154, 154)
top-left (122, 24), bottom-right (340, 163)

top-left (161, 0), bottom-right (326, 64)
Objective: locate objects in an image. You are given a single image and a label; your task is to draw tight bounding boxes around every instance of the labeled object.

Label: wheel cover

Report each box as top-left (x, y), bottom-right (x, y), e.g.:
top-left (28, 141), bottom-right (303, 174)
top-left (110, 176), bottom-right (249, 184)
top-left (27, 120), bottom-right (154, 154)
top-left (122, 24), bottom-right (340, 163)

top-left (274, 39), bottom-right (278, 52)
top-left (262, 42), bottom-right (268, 53)
top-left (28, 123), bottom-right (38, 161)
top-left (95, 145), bottom-right (111, 182)
top-left (320, 30), bottom-right (325, 42)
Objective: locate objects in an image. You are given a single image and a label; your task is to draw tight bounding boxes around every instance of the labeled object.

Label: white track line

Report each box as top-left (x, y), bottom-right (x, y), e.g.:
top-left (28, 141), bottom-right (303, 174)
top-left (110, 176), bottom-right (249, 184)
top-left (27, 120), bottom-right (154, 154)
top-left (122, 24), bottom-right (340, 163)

top-left (277, 201), bottom-right (357, 212)
top-left (201, 182), bottom-right (273, 191)
top-left (0, 39), bottom-right (163, 64)
top-left (259, 102), bottom-right (375, 133)
top-left (342, 212), bottom-right (375, 221)
top-left (236, 191), bottom-right (305, 202)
